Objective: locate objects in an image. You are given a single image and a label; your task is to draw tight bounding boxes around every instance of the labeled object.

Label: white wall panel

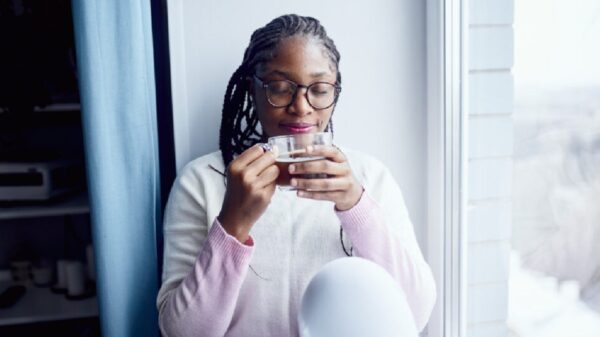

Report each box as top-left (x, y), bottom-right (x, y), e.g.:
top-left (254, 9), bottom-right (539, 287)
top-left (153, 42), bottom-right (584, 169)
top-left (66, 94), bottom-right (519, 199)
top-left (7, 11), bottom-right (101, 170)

top-left (167, 0), bottom-right (428, 245)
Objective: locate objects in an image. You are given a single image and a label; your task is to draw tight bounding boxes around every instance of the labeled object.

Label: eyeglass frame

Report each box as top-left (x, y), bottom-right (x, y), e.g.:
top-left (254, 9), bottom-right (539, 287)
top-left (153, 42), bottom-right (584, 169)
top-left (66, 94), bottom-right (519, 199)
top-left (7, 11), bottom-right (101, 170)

top-left (251, 75), bottom-right (342, 110)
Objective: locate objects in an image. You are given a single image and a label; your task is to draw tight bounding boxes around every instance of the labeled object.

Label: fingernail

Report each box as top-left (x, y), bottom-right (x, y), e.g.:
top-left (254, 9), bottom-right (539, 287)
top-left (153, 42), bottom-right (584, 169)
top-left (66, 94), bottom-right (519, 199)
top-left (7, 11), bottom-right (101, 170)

top-left (290, 179), bottom-right (297, 186)
top-left (297, 191), bottom-right (305, 197)
top-left (306, 145), bottom-right (313, 153)
top-left (260, 143), bottom-right (272, 153)
top-left (289, 164), bottom-right (295, 173)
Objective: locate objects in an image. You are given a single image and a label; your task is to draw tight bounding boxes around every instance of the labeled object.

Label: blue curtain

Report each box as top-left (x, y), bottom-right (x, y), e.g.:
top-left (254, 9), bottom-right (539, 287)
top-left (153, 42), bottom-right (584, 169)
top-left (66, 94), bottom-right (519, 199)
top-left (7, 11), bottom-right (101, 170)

top-left (71, 1), bottom-right (160, 336)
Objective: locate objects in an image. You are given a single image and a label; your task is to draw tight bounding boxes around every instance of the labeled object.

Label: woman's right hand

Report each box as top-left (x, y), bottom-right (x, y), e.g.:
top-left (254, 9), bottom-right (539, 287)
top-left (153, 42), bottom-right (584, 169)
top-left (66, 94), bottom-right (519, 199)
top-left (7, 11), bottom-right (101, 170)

top-left (218, 144), bottom-right (279, 243)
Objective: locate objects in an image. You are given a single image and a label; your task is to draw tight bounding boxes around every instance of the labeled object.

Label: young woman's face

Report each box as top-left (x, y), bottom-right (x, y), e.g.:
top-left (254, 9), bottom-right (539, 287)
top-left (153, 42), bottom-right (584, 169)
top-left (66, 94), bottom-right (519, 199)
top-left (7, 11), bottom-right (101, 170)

top-left (252, 36), bottom-right (338, 138)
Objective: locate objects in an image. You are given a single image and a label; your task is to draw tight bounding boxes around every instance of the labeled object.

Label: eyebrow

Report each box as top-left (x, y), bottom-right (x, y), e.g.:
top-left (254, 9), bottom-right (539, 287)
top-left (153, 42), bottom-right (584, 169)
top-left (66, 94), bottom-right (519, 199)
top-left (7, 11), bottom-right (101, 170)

top-left (265, 70), bottom-right (330, 79)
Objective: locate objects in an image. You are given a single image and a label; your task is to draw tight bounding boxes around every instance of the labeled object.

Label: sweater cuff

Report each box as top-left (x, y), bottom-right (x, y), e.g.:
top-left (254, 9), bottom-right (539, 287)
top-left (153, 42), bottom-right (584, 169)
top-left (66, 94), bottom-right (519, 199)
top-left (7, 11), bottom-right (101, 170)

top-left (335, 190), bottom-right (380, 232)
top-left (207, 218), bottom-right (254, 266)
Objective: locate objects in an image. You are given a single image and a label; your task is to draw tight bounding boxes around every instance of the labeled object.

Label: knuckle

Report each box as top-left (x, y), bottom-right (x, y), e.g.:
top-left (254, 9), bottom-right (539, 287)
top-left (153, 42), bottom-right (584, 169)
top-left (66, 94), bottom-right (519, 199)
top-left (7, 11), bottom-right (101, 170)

top-left (228, 163), bottom-right (240, 175)
top-left (250, 181), bottom-right (262, 193)
top-left (298, 179), bottom-right (308, 189)
top-left (340, 179), bottom-right (352, 190)
top-left (343, 180), bottom-right (352, 189)
top-left (241, 172), bottom-right (253, 186)
top-left (258, 191), bottom-right (270, 203)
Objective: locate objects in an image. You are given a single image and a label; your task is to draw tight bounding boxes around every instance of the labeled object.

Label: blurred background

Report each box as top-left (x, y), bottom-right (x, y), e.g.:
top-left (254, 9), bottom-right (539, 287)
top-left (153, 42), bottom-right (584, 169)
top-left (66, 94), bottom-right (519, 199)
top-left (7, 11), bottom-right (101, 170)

top-left (509, 0), bottom-right (600, 336)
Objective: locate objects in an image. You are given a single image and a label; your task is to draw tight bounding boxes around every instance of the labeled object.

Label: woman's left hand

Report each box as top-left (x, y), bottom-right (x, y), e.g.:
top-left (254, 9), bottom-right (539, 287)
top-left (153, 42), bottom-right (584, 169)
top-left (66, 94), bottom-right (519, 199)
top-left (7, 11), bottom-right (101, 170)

top-left (289, 145), bottom-right (363, 211)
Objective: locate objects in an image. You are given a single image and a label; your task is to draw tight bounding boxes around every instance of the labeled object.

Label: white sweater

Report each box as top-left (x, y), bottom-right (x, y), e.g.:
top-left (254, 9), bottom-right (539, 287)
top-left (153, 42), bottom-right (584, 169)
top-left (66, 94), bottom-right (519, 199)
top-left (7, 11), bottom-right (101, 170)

top-left (156, 148), bottom-right (436, 336)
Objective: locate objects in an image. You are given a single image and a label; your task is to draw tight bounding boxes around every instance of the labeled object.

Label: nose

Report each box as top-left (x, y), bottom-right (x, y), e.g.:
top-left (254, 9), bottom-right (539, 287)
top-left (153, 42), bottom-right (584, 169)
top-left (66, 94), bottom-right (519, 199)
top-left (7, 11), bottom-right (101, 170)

top-left (287, 87), bottom-right (313, 116)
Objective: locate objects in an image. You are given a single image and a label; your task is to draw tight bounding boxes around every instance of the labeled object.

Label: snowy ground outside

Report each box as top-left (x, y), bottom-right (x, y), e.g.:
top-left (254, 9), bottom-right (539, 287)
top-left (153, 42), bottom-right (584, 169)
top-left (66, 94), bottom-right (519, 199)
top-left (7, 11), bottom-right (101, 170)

top-left (509, 85), bottom-right (600, 336)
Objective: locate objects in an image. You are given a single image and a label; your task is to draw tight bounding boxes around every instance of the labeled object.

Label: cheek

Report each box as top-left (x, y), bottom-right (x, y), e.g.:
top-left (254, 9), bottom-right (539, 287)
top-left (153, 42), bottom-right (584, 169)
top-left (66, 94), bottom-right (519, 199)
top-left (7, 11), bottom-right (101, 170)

top-left (256, 103), bottom-right (277, 124)
top-left (318, 109), bottom-right (334, 129)
top-left (255, 102), bottom-right (282, 136)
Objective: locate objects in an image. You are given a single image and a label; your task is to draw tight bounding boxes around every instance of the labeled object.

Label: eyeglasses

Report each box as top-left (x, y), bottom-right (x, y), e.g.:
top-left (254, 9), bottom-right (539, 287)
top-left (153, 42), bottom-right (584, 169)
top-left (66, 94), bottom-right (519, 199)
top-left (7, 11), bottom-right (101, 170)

top-left (253, 75), bottom-right (341, 110)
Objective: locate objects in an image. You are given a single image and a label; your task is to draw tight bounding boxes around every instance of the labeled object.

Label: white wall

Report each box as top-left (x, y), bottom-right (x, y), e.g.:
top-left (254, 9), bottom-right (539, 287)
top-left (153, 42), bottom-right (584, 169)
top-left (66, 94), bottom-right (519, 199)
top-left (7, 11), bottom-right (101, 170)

top-left (167, 1), bottom-right (428, 246)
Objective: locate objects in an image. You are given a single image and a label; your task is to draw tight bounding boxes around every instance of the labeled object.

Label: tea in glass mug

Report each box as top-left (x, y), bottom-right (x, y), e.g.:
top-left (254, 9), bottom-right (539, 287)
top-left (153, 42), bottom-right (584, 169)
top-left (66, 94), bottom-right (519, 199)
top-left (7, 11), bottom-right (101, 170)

top-left (268, 132), bottom-right (333, 190)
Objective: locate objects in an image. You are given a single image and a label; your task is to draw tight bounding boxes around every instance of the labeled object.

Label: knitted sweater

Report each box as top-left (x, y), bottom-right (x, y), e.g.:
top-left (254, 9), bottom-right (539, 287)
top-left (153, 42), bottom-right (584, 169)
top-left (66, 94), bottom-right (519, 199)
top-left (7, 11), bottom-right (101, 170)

top-left (156, 149), bottom-right (436, 337)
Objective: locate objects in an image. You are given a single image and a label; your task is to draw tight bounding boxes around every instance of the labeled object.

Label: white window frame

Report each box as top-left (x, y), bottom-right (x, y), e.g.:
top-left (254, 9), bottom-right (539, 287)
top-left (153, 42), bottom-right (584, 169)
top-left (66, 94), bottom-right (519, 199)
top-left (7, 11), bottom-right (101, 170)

top-left (426, 0), bottom-right (468, 336)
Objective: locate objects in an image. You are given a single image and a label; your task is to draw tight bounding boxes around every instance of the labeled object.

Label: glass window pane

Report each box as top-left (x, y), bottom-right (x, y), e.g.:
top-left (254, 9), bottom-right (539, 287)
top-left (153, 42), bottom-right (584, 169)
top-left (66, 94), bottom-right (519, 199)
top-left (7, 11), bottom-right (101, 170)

top-left (510, 0), bottom-right (600, 336)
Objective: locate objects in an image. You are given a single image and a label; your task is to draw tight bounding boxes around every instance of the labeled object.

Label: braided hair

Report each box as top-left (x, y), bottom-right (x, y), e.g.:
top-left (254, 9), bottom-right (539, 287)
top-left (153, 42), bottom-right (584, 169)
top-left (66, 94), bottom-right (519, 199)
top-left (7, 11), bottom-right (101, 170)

top-left (219, 14), bottom-right (342, 168)
top-left (219, 15), bottom-right (352, 257)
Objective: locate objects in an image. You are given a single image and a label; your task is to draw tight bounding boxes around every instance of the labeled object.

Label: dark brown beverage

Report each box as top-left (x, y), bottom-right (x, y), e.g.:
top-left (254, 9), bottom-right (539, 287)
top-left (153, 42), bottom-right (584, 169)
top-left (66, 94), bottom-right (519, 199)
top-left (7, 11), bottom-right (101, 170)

top-left (275, 156), bottom-right (326, 189)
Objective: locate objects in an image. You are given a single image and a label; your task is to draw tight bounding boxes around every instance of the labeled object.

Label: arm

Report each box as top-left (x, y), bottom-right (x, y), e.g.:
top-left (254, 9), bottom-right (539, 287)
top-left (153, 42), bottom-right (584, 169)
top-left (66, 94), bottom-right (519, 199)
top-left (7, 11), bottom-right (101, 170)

top-left (156, 162), bottom-right (254, 337)
top-left (290, 146), bottom-right (436, 332)
top-left (336, 190), bottom-right (437, 332)
top-left (157, 145), bottom-right (278, 337)
top-left (159, 218), bottom-right (253, 337)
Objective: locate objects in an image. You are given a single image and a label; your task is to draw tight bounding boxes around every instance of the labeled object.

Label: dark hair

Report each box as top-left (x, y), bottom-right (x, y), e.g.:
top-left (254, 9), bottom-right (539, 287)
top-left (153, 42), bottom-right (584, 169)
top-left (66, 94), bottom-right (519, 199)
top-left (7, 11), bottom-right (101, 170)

top-left (219, 14), bottom-right (342, 168)
top-left (219, 14), bottom-right (352, 258)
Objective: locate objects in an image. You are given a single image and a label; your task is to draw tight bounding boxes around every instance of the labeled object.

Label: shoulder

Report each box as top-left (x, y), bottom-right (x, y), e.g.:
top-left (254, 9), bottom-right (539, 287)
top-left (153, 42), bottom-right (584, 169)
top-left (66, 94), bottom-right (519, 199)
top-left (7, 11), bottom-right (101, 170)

top-left (172, 150), bottom-right (226, 191)
top-left (179, 150), bottom-right (226, 178)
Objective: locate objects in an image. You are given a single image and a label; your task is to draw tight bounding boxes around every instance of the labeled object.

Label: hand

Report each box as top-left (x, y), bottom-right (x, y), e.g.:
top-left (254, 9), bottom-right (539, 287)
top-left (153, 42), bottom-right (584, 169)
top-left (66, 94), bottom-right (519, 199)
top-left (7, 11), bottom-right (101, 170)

top-left (288, 145), bottom-right (363, 211)
top-left (218, 144), bottom-right (279, 242)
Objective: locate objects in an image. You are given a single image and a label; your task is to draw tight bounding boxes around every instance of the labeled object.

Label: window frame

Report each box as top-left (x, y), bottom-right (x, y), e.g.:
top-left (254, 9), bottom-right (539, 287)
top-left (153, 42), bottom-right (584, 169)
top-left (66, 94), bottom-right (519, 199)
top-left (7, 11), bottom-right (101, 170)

top-left (426, 0), bottom-right (468, 336)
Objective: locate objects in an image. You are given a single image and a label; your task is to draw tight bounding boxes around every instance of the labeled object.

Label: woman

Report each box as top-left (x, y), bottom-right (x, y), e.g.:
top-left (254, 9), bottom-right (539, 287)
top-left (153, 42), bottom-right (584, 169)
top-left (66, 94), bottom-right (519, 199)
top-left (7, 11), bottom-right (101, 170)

top-left (157, 14), bottom-right (436, 337)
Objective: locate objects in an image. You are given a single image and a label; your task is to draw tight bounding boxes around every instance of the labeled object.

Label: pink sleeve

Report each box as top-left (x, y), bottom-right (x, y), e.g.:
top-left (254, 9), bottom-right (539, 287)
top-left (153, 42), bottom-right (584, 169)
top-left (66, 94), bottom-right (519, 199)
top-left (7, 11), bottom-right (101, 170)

top-left (159, 218), bottom-right (253, 337)
top-left (336, 192), bottom-right (437, 332)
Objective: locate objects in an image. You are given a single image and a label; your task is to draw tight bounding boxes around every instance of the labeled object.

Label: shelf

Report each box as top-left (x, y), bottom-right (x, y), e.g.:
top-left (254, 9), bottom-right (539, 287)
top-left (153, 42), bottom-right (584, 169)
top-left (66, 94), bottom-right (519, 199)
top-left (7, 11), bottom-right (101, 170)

top-left (33, 104), bottom-right (81, 112)
top-left (0, 282), bottom-right (98, 326)
top-left (0, 193), bottom-right (89, 220)
top-left (0, 108), bottom-right (81, 130)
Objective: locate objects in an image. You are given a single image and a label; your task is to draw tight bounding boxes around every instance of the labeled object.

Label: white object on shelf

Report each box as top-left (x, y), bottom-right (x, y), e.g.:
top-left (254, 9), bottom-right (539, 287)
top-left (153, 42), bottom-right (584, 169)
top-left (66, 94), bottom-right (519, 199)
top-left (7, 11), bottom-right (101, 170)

top-left (0, 281), bottom-right (98, 326)
top-left (0, 193), bottom-right (89, 220)
top-left (66, 261), bottom-right (85, 297)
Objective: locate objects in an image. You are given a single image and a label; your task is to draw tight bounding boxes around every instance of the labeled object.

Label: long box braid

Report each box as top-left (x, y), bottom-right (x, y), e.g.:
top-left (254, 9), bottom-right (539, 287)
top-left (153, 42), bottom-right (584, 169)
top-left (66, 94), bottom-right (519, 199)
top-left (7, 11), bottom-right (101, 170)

top-left (219, 14), bottom-right (342, 168)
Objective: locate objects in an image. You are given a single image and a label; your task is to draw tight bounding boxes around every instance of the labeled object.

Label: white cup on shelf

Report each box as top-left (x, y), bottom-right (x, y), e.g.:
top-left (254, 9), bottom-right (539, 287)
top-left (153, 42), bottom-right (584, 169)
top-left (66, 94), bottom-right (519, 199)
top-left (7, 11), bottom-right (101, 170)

top-left (66, 261), bottom-right (86, 297)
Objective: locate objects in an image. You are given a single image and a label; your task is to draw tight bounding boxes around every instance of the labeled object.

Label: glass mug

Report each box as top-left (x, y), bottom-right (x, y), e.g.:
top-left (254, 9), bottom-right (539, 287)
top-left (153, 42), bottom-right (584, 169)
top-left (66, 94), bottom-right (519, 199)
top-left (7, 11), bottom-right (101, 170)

top-left (268, 132), bottom-right (333, 190)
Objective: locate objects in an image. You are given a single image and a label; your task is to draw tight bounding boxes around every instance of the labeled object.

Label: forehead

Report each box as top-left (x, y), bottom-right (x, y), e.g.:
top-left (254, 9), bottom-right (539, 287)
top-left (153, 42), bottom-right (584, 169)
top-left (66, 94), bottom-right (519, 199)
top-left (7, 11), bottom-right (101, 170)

top-left (258, 36), bottom-right (336, 79)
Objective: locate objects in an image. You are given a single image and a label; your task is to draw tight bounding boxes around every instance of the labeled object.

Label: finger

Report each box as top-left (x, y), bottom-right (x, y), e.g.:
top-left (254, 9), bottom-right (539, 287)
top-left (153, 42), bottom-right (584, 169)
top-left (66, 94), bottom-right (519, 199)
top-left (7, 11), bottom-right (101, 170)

top-left (245, 147), bottom-right (279, 177)
top-left (232, 144), bottom-right (278, 177)
top-left (288, 159), bottom-right (349, 177)
top-left (305, 145), bottom-right (346, 163)
top-left (290, 177), bottom-right (351, 192)
top-left (229, 144), bottom-right (267, 172)
top-left (296, 189), bottom-right (346, 202)
top-left (255, 164), bottom-right (280, 188)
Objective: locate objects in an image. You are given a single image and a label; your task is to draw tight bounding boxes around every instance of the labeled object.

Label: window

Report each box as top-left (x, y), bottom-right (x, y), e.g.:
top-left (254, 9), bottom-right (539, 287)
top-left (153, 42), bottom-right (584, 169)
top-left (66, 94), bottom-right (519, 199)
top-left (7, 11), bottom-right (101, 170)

top-left (508, 1), bottom-right (600, 336)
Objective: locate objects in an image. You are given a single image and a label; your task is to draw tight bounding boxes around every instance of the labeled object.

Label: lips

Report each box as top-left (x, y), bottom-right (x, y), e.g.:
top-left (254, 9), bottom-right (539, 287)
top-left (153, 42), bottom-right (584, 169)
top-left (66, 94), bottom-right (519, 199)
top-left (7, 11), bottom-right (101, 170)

top-left (279, 122), bottom-right (317, 134)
